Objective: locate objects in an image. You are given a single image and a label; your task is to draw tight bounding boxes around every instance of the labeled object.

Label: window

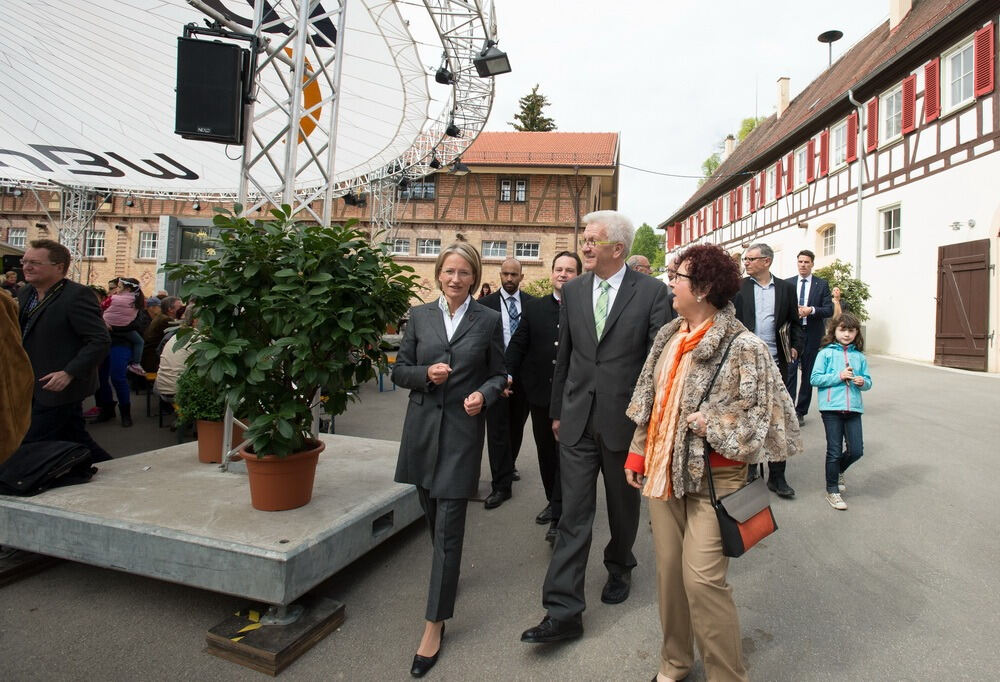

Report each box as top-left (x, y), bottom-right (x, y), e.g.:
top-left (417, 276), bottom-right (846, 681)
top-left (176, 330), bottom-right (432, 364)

top-left (515, 179), bottom-right (526, 202)
top-left (795, 146), bottom-right (808, 187)
top-left (943, 38), bottom-right (975, 111)
top-left (514, 242), bottom-right (540, 259)
top-left (482, 240), bottom-right (507, 258)
top-left (880, 85), bottom-right (903, 142)
top-left (742, 183), bottom-right (751, 215)
top-left (832, 120), bottom-right (848, 167)
top-left (766, 167), bottom-right (776, 203)
top-left (388, 238), bottom-right (409, 255)
top-left (7, 227), bottom-right (26, 249)
top-left (137, 231), bottom-right (158, 259)
top-left (879, 206), bottom-right (901, 253)
top-left (822, 226), bottom-right (836, 257)
top-left (84, 230), bottom-right (105, 258)
top-left (499, 179), bottom-right (512, 202)
top-left (398, 178), bottom-right (436, 201)
top-left (499, 177), bottom-right (527, 202)
top-left (721, 195), bottom-right (729, 225)
top-left (417, 238), bottom-right (441, 256)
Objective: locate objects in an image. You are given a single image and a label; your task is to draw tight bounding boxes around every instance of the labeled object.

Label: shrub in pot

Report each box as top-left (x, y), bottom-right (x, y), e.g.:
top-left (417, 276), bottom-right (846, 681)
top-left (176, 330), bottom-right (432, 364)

top-left (164, 205), bottom-right (419, 510)
top-left (175, 366), bottom-right (244, 464)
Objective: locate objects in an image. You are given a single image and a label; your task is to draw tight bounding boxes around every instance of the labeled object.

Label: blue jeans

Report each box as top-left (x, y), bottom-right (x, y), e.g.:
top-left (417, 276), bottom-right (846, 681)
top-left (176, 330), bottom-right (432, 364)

top-left (820, 411), bottom-right (863, 493)
top-left (96, 345), bottom-right (132, 407)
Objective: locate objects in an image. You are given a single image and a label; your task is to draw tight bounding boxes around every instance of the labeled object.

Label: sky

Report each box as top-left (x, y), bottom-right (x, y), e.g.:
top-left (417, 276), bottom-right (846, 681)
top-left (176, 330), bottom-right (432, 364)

top-left (483, 0), bottom-right (893, 231)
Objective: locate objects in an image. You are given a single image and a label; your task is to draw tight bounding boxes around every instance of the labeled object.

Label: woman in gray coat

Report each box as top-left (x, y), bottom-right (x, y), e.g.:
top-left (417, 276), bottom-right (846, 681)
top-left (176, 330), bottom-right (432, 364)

top-left (392, 242), bottom-right (506, 677)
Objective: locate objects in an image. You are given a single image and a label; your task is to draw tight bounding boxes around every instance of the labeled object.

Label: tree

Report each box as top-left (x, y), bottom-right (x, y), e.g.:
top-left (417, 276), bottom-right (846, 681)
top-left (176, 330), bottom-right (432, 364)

top-left (698, 153), bottom-right (721, 187)
top-left (737, 116), bottom-right (765, 142)
top-left (630, 223), bottom-right (659, 261)
top-left (510, 84), bottom-right (556, 132)
top-left (813, 259), bottom-right (872, 322)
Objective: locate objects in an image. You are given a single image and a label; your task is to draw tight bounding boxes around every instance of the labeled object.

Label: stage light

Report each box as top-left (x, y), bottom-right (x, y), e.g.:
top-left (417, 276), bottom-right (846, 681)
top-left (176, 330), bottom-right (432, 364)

top-left (125, 195), bottom-right (135, 207)
top-left (429, 154), bottom-right (441, 169)
top-left (192, 200), bottom-right (201, 211)
top-left (343, 192), bottom-right (358, 206)
top-left (445, 121), bottom-right (461, 137)
top-left (473, 42), bottom-right (511, 78)
top-left (450, 160), bottom-right (470, 176)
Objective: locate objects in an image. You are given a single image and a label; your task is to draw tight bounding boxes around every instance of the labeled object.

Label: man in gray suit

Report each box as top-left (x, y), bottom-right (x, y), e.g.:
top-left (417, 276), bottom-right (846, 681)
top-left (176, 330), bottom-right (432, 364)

top-left (521, 211), bottom-right (670, 643)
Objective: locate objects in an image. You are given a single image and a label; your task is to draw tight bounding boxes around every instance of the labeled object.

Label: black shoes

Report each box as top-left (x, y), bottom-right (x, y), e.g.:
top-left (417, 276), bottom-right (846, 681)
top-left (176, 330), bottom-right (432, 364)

top-left (601, 571), bottom-right (632, 604)
top-left (484, 488), bottom-right (511, 509)
top-left (545, 523), bottom-right (557, 545)
top-left (120, 403), bottom-right (133, 428)
top-left (520, 616), bottom-right (583, 643)
top-left (535, 504), bottom-right (554, 525)
top-left (767, 478), bottom-right (796, 498)
top-left (512, 468), bottom-right (520, 481)
top-left (93, 402), bottom-right (116, 423)
top-left (410, 623), bottom-right (444, 678)
top-left (797, 414), bottom-right (805, 426)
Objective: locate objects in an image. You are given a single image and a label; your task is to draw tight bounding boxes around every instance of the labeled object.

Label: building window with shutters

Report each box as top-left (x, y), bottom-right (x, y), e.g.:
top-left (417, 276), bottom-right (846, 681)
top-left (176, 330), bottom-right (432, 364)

top-left (942, 37), bottom-right (975, 113)
top-left (482, 240), bottom-right (507, 259)
top-left (878, 205), bottom-right (901, 254)
top-left (84, 230), bottom-right (105, 258)
top-left (8, 227), bottom-right (26, 249)
top-left (721, 196), bottom-right (729, 225)
top-left (794, 145), bottom-right (808, 188)
top-left (880, 85), bottom-right (903, 143)
top-left (417, 238), bottom-right (441, 256)
top-left (741, 182), bottom-right (751, 215)
top-left (822, 226), bottom-right (837, 257)
top-left (514, 241), bottom-right (539, 259)
top-left (765, 167), bottom-right (776, 204)
top-left (388, 238), bottom-right (410, 255)
top-left (137, 231), bottom-right (158, 260)
top-left (831, 120), bottom-right (848, 168)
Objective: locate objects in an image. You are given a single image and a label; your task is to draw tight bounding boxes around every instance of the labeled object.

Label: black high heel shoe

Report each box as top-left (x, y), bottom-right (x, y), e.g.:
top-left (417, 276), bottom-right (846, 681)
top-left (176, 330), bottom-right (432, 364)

top-left (410, 622), bottom-right (445, 678)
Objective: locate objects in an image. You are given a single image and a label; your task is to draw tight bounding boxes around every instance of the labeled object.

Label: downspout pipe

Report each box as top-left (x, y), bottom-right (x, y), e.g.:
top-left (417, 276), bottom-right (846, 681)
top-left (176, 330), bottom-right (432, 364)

top-left (847, 89), bottom-right (866, 280)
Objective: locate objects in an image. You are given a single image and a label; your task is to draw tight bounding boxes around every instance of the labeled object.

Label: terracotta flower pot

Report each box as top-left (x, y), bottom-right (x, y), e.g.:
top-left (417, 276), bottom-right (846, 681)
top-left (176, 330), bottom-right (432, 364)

top-left (196, 419), bottom-right (246, 464)
top-left (241, 439), bottom-right (325, 511)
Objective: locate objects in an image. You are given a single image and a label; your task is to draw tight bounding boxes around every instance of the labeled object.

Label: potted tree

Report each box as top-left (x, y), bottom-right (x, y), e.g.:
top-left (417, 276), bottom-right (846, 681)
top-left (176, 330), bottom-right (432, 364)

top-left (174, 367), bottom-right (245, 464)
top-left (164, 205), bottom-right (419, 510)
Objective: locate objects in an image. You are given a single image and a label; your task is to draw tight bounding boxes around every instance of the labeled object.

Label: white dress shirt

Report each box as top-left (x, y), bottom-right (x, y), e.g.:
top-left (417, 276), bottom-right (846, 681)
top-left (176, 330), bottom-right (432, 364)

top-left (592, 263), bottom-right (628, 316)
top-left (499, 289), bottom-right (523, 348)
top-left (438, 295), bottom-right (472, 341)
top-left (796, 274), bottom-right (814, 325)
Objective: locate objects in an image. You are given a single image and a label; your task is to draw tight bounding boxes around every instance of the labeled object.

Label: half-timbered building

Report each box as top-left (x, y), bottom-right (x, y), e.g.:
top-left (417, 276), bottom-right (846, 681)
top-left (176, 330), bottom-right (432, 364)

top-left (661, 0), bottom-right (999, 372)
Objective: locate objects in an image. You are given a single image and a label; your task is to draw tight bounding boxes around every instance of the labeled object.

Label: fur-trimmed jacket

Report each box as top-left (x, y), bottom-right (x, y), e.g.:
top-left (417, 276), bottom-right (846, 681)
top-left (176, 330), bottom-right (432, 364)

top-left (625, 303), bottom-right (801, 498)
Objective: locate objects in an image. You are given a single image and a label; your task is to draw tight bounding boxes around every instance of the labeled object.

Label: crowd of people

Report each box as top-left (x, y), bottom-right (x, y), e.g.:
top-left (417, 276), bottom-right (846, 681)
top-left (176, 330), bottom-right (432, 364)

top-left (392, 210), bottom-right (873, 680)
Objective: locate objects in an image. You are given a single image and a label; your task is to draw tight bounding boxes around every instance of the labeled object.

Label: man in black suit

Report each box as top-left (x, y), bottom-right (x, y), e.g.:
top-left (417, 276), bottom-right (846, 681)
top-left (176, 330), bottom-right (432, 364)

top-left (16, 239), bottom-right (112, 461)
top-left (521, 211), bottom-right (669, 644)
top-left (785, 249), bottom-right (833, 425)
top-left (478, 258), bottom-right (534, 509)
top-left (733, 242), bottom-right (803, 498)
top-left (506, 251), bottom-right (581, 543)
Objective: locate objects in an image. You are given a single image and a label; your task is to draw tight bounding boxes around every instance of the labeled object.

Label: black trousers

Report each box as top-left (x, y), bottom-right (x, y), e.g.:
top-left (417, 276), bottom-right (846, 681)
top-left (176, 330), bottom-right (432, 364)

top-left (416, 486), bottom-right (468, 622)
top-left (485, 385), bottom-right (529, 492)
top-left (785, 342), bottom-right (820, 418)
top-left (23, 400), bottom-right (113, 462)
top-left (529, 402), bottom-right (561, 518)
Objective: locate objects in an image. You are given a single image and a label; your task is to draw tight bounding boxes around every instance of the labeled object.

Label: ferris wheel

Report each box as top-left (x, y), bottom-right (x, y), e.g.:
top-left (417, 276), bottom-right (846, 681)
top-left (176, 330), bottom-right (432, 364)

top-left (0, 0), bottom-right (508, 270)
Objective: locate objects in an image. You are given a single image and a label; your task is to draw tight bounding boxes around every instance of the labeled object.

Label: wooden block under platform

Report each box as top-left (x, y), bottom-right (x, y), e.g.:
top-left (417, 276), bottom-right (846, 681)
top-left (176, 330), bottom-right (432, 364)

top-left (0, 548), bottom-right (61, 588)
top-left (205, 594), bottom-right (345, 676)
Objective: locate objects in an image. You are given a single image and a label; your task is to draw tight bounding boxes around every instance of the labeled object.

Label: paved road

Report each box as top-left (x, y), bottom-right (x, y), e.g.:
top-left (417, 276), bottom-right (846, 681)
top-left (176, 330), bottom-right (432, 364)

top-left (1, 357), bottom-right (998, 680)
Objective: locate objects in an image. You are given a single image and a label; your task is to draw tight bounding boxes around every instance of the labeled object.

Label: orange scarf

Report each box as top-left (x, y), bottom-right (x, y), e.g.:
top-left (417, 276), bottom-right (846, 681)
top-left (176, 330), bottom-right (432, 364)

top-left (642, 318), bottom-right (713, 500)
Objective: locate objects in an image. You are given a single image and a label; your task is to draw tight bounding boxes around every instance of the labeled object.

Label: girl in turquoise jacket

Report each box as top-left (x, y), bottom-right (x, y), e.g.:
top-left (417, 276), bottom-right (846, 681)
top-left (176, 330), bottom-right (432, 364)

top-left (810, 312), bottom-right (872, 510)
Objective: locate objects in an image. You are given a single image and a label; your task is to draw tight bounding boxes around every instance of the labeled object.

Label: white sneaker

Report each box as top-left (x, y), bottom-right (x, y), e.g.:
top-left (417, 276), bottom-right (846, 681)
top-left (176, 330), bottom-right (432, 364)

top-left (826, 492), bottom-right (847, 510)
top-left (838, 473), bottom-right (846, 493)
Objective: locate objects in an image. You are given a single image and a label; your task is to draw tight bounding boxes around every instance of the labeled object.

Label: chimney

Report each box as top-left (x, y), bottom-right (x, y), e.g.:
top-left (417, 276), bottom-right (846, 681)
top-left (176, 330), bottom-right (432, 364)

top-left (776, 77), bottom-right (790, 118)
top-left (722, 135), bottom-right (736, 162)
top-left (889, 0), bottom-right (913, 31)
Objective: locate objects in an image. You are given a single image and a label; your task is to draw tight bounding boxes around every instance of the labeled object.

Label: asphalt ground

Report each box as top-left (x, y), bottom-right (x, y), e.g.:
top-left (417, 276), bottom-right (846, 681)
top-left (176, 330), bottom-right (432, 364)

top-left (1, 356), bottom-right (999, 681)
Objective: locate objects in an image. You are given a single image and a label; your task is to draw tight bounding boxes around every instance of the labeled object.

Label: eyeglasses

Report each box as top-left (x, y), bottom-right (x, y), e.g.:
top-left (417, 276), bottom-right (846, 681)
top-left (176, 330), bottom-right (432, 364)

top-left (672, 272), bottom-right (694, 282)
top-left (580, 238), bottom-right (618, 248)
top-left (742, 256), bottom-right (768, 263)
top-left (20, 259), bottom-right (55, 267)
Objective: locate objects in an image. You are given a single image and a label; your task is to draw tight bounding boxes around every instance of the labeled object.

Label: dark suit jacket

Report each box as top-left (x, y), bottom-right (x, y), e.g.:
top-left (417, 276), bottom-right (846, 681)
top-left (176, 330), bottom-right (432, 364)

top-left (392, 299), bottom-right (507, 498)
top-left (477, 289), bottom-right (536, 344)
top-left (550, 267), bottom-right (670, 451)
top-left (505, 294), bottom-right (560, 407)
top-left (785, 274), bottom-right (833, 350)
top-left (17, 279), bottom-right (111, 407)
top-left (733, 275), bottom-right (804, 375)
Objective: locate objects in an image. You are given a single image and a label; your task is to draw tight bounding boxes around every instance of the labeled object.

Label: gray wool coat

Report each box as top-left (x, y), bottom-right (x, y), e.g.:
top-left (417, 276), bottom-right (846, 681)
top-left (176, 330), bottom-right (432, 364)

top-left (626, 303), bottom-right (802, 498)
top-left (393, 299), bottom-right (507, 499)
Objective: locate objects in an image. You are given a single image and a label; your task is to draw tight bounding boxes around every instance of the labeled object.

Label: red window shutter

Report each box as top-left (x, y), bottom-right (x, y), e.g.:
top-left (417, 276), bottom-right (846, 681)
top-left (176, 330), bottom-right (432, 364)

top-left (667, 224), bottom-right (675, 250)
top-left (846, 112), bottom-right (858, 162)
top-left (785, 153), bottom-right (794, 193)
top-left (819, 130), bottom-right (830, 177)
top-left (901, 74), bottom-right (916, 135)
top-left (924, 58), bottom-right (940, 123)
top-left (718, 197), bottom-right (724, 225)
top-left (749, 177), bottom-right (757, 212)
top-left (974, 22), bottom-right (995, 97)
top-left (758, 170), bottom-right (766, 205)
top-left (865, 98), bottom-right (878, 152)
top-left (775, 160), bottom-right (784, 198)
top-left (736, 187), bottom-right (744, 219)
top-left (806, 139), bottom-right (816, 183)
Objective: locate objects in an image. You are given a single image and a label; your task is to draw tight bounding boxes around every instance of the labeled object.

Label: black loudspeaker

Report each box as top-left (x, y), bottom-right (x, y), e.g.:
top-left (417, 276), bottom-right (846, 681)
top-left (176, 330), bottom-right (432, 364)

top-left (175, 38), bottom-right (248, 144)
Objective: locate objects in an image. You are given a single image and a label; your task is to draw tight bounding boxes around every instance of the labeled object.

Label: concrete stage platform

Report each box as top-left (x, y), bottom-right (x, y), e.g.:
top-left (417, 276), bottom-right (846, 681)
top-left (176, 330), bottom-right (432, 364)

top-left (0, 433), bottom-right (422, 605)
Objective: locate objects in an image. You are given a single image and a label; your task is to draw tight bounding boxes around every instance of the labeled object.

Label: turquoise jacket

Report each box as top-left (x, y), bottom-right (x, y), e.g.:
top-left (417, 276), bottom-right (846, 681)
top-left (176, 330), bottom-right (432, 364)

top-left (810, 343), bottom-right (872, 413)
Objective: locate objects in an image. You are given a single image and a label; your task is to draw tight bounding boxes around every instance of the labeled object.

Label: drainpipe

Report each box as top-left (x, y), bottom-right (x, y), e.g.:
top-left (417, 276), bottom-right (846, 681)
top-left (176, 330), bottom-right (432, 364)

top-left (847, 89), bottom-right (866, 280)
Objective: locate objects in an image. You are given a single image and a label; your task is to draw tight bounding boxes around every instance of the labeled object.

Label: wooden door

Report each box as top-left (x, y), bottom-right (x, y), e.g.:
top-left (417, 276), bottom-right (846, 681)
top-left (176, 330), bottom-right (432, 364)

top-left (935, 239), bottom-right (990, 371)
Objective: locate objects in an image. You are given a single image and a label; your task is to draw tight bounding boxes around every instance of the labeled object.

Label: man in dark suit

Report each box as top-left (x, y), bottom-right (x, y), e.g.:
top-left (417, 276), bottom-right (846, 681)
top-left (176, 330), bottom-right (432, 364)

top-left (733, 242), bottom-right (803, 498)
top-left (478, 258), bottom-right (534, 509)
top-left (506, 251), bottom-right (581, 543)
top-left (16, 239), bottom-right (112, 461)
top-left (785, 249), bottom-right (833, 425)
top-left (521, 211), bottom-right (670, 644)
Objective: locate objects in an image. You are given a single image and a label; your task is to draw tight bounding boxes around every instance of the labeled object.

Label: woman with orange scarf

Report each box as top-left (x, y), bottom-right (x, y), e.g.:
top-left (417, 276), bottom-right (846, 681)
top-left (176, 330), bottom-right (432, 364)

top-left (624, 244), bottom-right (800, 682)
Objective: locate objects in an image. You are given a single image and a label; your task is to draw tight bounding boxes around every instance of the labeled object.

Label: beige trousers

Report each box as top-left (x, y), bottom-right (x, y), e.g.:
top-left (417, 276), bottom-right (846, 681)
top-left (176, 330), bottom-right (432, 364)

top-left (649, 465), bottom-right (749, 682)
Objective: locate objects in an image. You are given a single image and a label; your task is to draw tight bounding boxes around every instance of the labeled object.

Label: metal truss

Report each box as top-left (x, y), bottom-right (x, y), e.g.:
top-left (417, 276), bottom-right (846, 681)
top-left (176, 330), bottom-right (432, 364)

top-left (367, 177), bottom-right (396, 240)
top-left (56, 184), bottom-right (112, 282)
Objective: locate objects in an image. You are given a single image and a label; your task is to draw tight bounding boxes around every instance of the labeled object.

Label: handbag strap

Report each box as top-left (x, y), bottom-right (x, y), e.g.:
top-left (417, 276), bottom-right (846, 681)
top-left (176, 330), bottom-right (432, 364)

top-left (697, 332), bottom-right (742, 505)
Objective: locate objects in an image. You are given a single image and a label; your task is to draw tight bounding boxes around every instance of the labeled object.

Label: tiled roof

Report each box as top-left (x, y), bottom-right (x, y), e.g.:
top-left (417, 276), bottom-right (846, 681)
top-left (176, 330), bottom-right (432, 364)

top-left (663, 0), bottom-right (975, 225)
top-left (461, 131), bottom-right (619, 167)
